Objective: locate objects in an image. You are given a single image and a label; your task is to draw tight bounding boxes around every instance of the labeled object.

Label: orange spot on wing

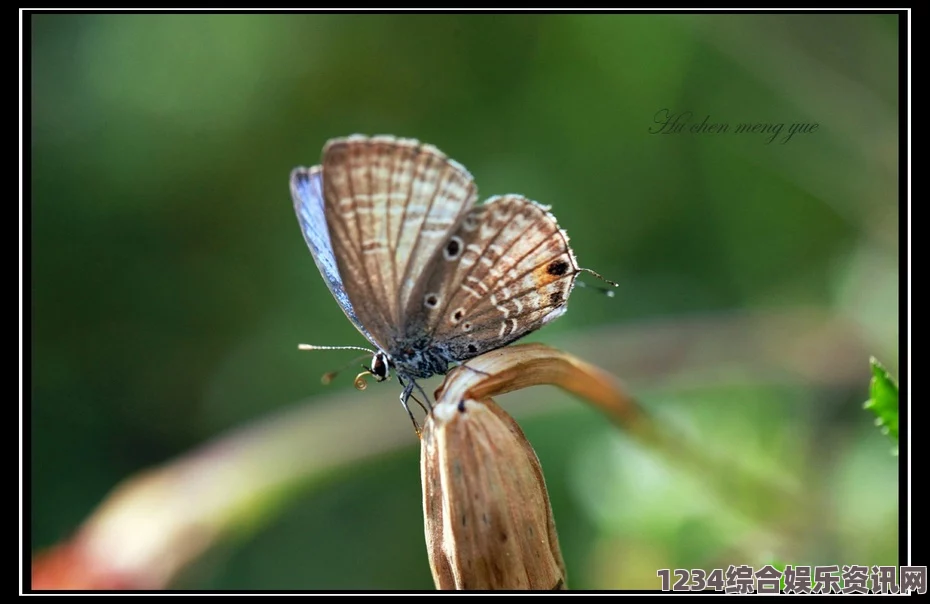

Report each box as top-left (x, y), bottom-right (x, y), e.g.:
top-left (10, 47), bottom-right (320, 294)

top-left (532, 258), bottom-right (571, 288)
top-left (533, 263), bottom-right (563, 287)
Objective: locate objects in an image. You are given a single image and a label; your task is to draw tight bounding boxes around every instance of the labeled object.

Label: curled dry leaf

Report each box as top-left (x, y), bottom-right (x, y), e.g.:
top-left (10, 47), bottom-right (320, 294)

top-left (435, 342), bottom-right (647, 436)
top-left (420, 342), bottom-right (643, 591)
top-left (420, 342), bottom-right (809, 591)
top-left (421, 398), bottom-right (566, 590)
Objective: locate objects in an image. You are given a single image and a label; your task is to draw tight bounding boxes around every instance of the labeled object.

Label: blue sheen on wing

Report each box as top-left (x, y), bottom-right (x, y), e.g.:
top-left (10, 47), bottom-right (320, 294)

top-left (290, 166), bottom-right (377, 346)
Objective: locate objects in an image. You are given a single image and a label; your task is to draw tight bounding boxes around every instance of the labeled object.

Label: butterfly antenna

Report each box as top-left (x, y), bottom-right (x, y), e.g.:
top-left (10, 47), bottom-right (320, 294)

top-left (298, 343), bottom-right (377, 354)
top-left (576, 268), bottom-right (619, 298)
top-left (320, 353), bottom-right (372, 385)
top-left (297, 344), bottom-right (377, 385)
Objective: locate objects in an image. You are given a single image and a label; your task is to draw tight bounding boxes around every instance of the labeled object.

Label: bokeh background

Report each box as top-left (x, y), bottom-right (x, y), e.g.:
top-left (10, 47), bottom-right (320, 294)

top-left (31, 13), bottom-right (899, 590)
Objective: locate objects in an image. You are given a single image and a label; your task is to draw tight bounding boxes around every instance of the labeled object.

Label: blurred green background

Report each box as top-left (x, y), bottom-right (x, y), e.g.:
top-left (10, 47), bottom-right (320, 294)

top-left (31, 13), bottom-right (899, 590)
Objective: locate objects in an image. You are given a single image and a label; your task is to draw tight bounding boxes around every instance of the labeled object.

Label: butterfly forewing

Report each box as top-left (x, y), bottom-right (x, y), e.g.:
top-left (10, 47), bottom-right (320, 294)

top-left (322, 135), bottom-right (478, 345)
top-left (347, 138), bottom-right (401, 333)
top-left (414, 194), bottom-right (581, 360)
top-left (389, 145), bottom-right (477, 331)
top-left (290, 166), bottom-right (377, 345)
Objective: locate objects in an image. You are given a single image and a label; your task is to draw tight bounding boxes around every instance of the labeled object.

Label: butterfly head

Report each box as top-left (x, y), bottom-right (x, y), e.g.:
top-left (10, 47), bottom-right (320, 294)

top-left (298, 343), bottom-right (392, 389)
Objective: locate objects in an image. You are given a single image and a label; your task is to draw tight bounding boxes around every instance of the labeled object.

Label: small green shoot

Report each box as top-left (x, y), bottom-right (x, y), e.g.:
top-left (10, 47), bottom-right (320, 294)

top-left (864, 357), bottom-right (898, 455)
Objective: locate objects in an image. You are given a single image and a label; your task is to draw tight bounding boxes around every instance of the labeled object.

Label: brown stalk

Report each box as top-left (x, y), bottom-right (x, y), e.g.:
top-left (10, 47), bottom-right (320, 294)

top-left (32, 310), bottom-right (862, 590)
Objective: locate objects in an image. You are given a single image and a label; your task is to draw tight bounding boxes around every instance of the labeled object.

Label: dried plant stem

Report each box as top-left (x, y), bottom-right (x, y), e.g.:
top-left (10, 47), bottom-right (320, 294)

top-left (31, 309), bottom-right (866, 589)
top-left (438, 343), bottom-right (805, 527)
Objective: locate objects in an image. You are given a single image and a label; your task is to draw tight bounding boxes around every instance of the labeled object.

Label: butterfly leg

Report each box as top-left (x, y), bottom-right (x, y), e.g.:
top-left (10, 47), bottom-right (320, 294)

top-left (398, 375), bottom-right (430, 414)
top-left (412, 379), bottom-right (433, 412)
top-left (397, 377), bottom-right (422, 437)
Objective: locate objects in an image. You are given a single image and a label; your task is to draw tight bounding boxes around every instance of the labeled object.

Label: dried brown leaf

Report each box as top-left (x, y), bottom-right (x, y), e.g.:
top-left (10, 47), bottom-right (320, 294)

top-left (421, 398), bottom-right (566, 590)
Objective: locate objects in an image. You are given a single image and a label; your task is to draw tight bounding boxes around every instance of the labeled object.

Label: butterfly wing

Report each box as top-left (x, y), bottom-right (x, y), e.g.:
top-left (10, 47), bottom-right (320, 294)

top-left (320, 135), bottom-right (478, 349)
top-left (290, 165), bottom-right (378, 346)
top-left (409, 194), bottom-right (582, 361)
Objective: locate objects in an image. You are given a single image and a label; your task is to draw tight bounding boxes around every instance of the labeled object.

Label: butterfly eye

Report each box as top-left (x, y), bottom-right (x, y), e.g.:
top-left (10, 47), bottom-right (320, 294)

top-left (424, 293), bottom-right (441, 309)
top-left (449, 308), bottom-right (465, 324)
top-left (372, 353), bottom-right (390, 381)
top-left (443, 236), bottom-right (463, 261)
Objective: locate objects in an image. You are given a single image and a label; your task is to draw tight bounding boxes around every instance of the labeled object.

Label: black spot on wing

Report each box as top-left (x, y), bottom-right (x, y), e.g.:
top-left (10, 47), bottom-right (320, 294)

top-left (547, 260), bottom-right (569, 276)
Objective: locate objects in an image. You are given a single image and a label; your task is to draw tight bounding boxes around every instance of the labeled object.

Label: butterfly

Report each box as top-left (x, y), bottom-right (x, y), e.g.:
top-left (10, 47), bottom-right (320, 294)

top-left (290, 135), bottom-right (614, 432)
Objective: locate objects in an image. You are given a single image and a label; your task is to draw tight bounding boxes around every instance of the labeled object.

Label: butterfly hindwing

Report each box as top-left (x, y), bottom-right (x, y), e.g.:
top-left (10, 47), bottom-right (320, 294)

top-left (413, 194), bottom-right (581, 361)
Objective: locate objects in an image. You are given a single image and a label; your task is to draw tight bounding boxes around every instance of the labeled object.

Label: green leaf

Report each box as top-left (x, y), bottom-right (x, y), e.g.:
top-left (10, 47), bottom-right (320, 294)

top-left (864, 357), bottom-right (899, 453)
